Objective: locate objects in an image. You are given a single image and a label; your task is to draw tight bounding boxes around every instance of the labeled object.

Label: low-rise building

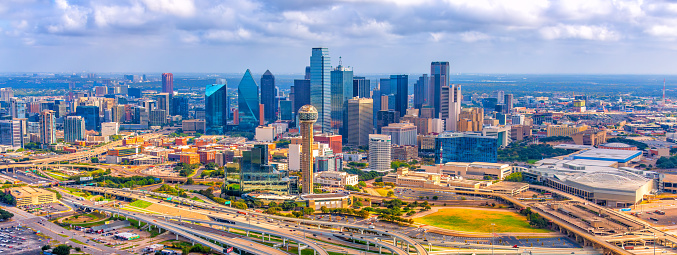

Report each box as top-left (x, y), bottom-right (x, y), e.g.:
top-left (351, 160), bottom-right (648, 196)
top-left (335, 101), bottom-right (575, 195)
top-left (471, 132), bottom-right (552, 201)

top-left (421, 162), bottom-right (512, 180)
top-left (382, 168), bottom-right (441, 188)
top-left (391, 145), bottom-right (418, 161)
top-left (6, 187), bottom-right (57, 207)
top-left (182, 119), bottom-right (206, 134)
top-left (180, 153), bottom-right (200, 165)
top-left (314, 171), bottom-right (358, 187)
top-left (299, 193), bottom-right (351, 210)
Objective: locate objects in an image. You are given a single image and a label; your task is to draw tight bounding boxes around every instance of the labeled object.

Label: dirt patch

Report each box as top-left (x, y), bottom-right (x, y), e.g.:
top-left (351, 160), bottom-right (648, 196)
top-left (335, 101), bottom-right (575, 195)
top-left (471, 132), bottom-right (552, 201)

top-left (145, 203), bottom-right (209, 220)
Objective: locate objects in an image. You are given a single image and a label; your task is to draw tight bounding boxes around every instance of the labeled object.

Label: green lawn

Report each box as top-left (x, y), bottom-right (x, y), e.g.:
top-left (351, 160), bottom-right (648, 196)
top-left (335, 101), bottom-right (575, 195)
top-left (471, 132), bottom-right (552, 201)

top-left (374, 188), bottom-right (393, 197)
top-left (69, 238), bottom-right (85, 245)
top-left (129, 200), bottom-right (153, 208)
top-left (527, 159), bottom-right (539, 164)
top-left (190, 196), bottom-right (206, 203)
top-left (414, 208), bottom-right (550, 233)
top-left (45, 171), bottom-right (67, 181)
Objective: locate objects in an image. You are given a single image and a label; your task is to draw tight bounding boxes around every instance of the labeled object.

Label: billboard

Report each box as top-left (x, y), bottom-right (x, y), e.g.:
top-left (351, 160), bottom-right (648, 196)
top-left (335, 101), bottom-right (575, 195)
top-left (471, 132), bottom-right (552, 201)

top-left (80, 177), bottom-right (93, 181)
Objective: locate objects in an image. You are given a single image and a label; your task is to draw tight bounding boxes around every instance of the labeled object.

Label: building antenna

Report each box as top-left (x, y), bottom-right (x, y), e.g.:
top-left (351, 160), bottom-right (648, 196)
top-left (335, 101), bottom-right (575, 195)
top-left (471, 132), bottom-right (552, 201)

top-left (339, 56), bottom-right (342, 66)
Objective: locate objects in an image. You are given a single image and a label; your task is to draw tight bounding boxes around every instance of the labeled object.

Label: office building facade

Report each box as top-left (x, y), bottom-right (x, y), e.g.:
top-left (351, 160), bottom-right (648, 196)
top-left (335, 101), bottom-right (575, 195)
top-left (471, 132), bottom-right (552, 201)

top-left (345, 97), bottom-right (373, 147)
top-left (435, 132), bottom-right (498, 164)
top-left (330, 63), bottom-right (353, 134)
top-left (292, 79), bottom-right (310, 114)
top-left (238, 69), bottom-right (260, 131)
top-left (369, 134), bottom-right (392, 172)
top-left (260, 70), bottom-right (277, 123)
top-left (76, 106), bottom-right (100, 131)
top-left (431, 61), bottom-right (449, 118)
top-left (0, 120), bottom-right (23, 148)
top-left (230, 144), bottom-right (292, 195)
top-left (39, 110), bottom-right (56, 145)
top-left (162, 73), bottom-right (173, 93)
top-left (414, 74), bottom-right (429, 110)
top-left (381, 122), bottom-right (417, 146)
top-left (310, 47), bottom-right (331, 133)
top-left (441, 85), bottom-right (462, 131)
top-left (353, 77), bottom-right (370, 98)
top-left (390, 75), bottom-right (408, 117)
top-left (205, 83), bottom-right (228, 134)
top-left (64, 116), bottom-right (86, 142)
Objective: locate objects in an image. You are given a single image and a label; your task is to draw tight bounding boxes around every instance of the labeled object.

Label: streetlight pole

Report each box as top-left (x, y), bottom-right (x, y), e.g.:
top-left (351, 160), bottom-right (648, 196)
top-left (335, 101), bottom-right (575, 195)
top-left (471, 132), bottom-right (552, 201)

top-left (491, 223), bottom-right (495, 255)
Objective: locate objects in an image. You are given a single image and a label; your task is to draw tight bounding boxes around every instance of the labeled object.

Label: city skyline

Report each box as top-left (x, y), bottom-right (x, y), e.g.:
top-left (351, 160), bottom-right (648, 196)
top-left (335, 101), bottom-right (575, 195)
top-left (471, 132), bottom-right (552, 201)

top-left (1, 0), bottom-right (677, 74)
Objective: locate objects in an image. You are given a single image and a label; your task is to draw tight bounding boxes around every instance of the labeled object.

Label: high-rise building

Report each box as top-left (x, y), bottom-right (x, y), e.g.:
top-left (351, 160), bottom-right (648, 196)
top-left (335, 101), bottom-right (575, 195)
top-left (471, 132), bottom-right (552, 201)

top-left (493, 91), bottom-right (505, 102)
top-left (162, 73), bottom-right (174, 93)
top-left (0, 120), bottom-right (23, 148)
top-left (369, 134), bottom-right (392, 172)
top-left (310, 47), bottom-right (331, 133)
top-left (260, 70), bottom-right (277, 123)
top-left (238, 69), bottom-right (260, 131)
top-left (441, 85), bottom-right (462, 131)
top-left (112, 105), bottom-right (125, 123)
top-left (171, 96), bottom-right (190, 118)
top-left (345, 97), bottom-right (373, 147)
top-left (292, 79), bottom-right (310, 114)
top-left (205, 83), bottom-right (229, 134)
top-left (330, 60), bottom-right (353, 134)
top-left (315, 133), bottom-right (342, 154)
top-left (435, 132), bottom-right (498, 164)
top-left (299, 105), bottom-right (318, 194)
top-left (229, 144), bottom-right (292, 195)
top-left (155, 93), bottom-right (171, 118)
top-left (431, 61), bottom-right (450, 118)
top-left (10, 98), bottom-right (26, 119)
top-left (390, 75), bottom-right (408, 117)
top-left (482, 125), bottom-right (511, 148)
top-left (76, 106), bottom-right (100, 131)
top-left (414, 74), bottom-right (429, 109)
top-left (504, 94), bottom-right (514, 112)
top-left (381, 122), bottom-right (417, 146)
top-left (353, 77), bottom-right (370, 98)
top-left (376, 110), bottom-right (400, 134)
top-left (64, 116), bottom-right (86, 142)
top-left (128, 87), bottom-right (142, 98)
top-left (94, 86), bottom-right (108, 97)
top-left (0, 88), bottom-right (14, 102)
top-left (39, 110), bottom-right (56, 146)
top-left (458, 107), bottom-right (484, 132)
top-left (150, 109), bottom-right (167, 126)
top-left (279, 100), bottom-right (293, 121)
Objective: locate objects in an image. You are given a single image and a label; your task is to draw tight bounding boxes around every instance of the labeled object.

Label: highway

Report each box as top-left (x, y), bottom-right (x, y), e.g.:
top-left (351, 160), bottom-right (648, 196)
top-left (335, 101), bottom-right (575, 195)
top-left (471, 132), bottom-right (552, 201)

top-left (82, 186), bottom-right (429, 254)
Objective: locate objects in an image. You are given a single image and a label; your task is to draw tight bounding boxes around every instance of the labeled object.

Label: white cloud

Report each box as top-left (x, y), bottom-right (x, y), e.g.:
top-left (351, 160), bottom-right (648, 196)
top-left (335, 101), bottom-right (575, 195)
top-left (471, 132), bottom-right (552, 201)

top-left (47, 0), bottom-right (90, 34)
top-left (459, 31), bottom-right (491, 42)
top-left (93, 3), bottom-right (147, 28)
top-left (140, 0), bottom-right (196, 18)
top-left (540, 24), bottom-right (620, 41)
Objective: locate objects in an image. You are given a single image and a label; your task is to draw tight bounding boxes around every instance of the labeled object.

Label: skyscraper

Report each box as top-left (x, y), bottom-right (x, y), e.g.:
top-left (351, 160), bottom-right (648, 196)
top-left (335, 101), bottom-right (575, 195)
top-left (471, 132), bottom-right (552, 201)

top-left (330, 59), bottom-right (353, 134)
top-left (353, 77), bottom-right (370, 98)
top-left (260, 70), bottom-right (277, 123)
top-left (292, 79), bottom-right (310, 114)
top-left (310, 47), bottom-right (331, 133)
top-left (298, 105), bottom-right (318, 194)
top-left (345, 97), bottom-right (373, 147)
top-left (64, 116), bottom-right (86, 142)
top-left (504, 94), bottom-right (514, 112)
top-left (206, 83), bottom-right (229, 134)
top-left (162, 73), bottom-right (173, 93)
top-left (431, 61), bottom-right (450, 118)
top-left (155, 93), bottom-right (171, 118)
top-left (39, 110), bottom-right (56, 146)
top-left (390, 75), bottom-right (408, 117)
top-left (76, 106), bottom-right (100, 131)
top-left (414, 74), bottom-right (429, 109)
top-left (238, 69), bottom-right (260, 131)
top-left (441, 85), bottom-right (462, 131)
top-left (10, 98), bottom-right (26, 119)
top-left (368, 134), bottom-right (392, 172)
top-left (0, 120), bottom-right (23, 148)
top-left (435, 132), bottom-right (498, 164)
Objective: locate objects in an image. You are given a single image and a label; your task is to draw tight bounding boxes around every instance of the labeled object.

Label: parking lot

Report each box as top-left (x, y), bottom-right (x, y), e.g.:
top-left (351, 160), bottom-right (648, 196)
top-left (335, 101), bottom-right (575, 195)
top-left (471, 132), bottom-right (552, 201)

top-left (20, 202), bottom-right (69, 216)
top-left (0, 222), bottom-right (49, 254)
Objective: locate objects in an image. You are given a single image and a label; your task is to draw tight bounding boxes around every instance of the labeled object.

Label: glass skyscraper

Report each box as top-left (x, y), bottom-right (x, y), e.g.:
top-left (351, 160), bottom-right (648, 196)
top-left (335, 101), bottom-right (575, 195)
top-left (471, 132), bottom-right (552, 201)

top-left (260, 70), bottom-right (277, 123)
top-left (435, 132), bottom-right (498, 164)
top-left (352, 76), bottom-right (370, 98)
top-left (205, 83), bottom-right (228, 134)
top-left (238, 69), bottom-right (260, 131)
top-left (76, 106), bottom-right (100, 131)
top-left (330, 61), bottom-right (353, 135)
top-left (227, 144), bottom-right (293, 195)
top-left (310, 47), bottom-right (331, 133)
top-left (431, 61), bottom-right (450, 118)
top-left (390, 74), bottom-right (408, 117)
top-left (414, 74), bottom-right (429, 109)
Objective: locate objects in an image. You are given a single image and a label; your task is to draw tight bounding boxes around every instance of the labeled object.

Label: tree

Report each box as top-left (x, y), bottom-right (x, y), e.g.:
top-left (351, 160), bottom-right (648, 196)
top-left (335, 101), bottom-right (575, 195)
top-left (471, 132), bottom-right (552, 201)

top-left (205, 162), bottom-right (218, 170)
top-left (504, 172), bottom-right (524, 182)
top-left (233, 201), bottom-right (248, 210)
top-left (42, 245), bottom-right (51, 251)
top-left (321, 206), bottom-right (330, 214)
top-left (52, 245), bottom-right (71, 255)
top-left (432, 196), bottom-right (438, 200)
top-left (357, 181), bottom-right (367, 187)
top-left (386, 191), bottom-right (395, 197)
top-left (185, 178), bottom-right (195, 185)
top-left (90, 157), bottom-right (99, 163)
top-left (302, 207), bottom-right (315, 215)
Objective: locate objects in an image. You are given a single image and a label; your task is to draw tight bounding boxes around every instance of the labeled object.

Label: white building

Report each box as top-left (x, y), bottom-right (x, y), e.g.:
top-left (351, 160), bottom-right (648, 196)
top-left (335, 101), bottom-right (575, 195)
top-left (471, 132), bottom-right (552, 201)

top-left (289, 142), bottom-right (331, 171)
top-left (314, 171), bottom-right (359, 187)
top-left (255, 126), bottom-right (276, 142)
top-left (431, 118), bottom-right (444, 134)
top-left (368, 134), bottom-right (391, 172)
top-left (381, 122), bottom-right (417, 146)
top-left (511, 114), bottom-right (525, 125)
top-left (101, 122), bottom-right (120, 137)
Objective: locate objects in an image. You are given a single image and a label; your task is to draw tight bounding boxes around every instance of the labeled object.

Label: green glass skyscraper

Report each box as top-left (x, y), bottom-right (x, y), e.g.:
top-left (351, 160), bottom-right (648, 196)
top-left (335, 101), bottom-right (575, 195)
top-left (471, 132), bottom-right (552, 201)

top-left (310, 47), bottom-right (331, 133)
top-left (238, 69), bottom-right (260, 131)
top-left (205, 83), bottom-right (228, 134)
top-left (330, 58), bottom-right (353, 135)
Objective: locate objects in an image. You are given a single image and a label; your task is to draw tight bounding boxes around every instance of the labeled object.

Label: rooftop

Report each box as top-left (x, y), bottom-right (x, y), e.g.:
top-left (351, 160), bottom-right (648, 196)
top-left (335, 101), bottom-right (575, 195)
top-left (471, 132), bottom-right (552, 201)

top-left (572, 149), bottom-right (642, 163)
top-left (299, 193), bottom-right (350, 200)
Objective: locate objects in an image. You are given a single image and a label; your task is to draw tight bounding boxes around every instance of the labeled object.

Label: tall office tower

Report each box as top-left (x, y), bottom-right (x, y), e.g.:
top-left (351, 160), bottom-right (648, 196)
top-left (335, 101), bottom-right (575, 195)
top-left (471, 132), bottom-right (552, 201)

top-left (230, 144), bottom-right (292, 194)
top-left (330, 60), bottom-right (353, 134)
top-left (381, 122), bottom-right (417, 146)
top-left (39, 110), bottom-right (56, 146)
top-left (431, 61), bottom-right (450, 118)
top-left (298, 105), bottom-right (318, 194)
top-left (76, 106), bottom-right (100, 131)
top-left (128, 87), bottom-right (142, 98)
top-left (238, 69), bottom-right (260, 131)
top-left (345, 97), bottom-right (373, 147)
top-left (162, 73), bottom-right (174, 93)
top-left (493, 90), bottom-right (505, 101)
top-left (414, 74), bottom-right (429, 109)
top-left (155, 93), bottom-right (171, 118)
top-left (0, 88), bottom-right (13, 102)
top-left (94, 86), bottom-right (108, 97)
top-left (171, 96), bottom-right (190, 118)
top-left (150, 109), bottom-right (167, 126)
top-left (458, 107), bottom-right (485, 132)
top-left (353, 77), bottom-right (370, 98)
top-left (305, 66), bottom-right (311, 80)
top-left (441, 85), bottom-right (462, 131)
top-left (0, 120), bottom-right (23, 148)
top-left (310, 47), bottom-right (331, 133)
top-left (292, 79), bottom-right (310, 114)
top-left (390, 75), bottom-right (408, 117)
top-left (111, 105), bottom-right (125, 123)
top-left (260, 70), bottom-right (277, 123)
top-left (64, 116), bottom-right (86, 142)
top-left (368, 134), bottom-right (392, 172)
top-left (280, 100), bottom-right (293, 121)
top-left (372, 89), bottom-right (381, 128)
top-left (10, 98), bottom-right (26, 119)
top-left (376, 110), bottom-right (400, 134)
top-left (504, 94), bottom-right (514, 112)
top-left (206, 83), bottom-right (229, 135)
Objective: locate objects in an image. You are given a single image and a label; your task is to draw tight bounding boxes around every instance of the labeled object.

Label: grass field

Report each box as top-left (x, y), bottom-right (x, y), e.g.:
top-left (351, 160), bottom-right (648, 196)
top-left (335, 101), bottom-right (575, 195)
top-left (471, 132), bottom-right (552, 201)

top-left (414, 208), bottom-right (550, 233)
top-left (129, 200), bottom-right (153, 208)
top-left (374, 188), bottom-right (393, 197)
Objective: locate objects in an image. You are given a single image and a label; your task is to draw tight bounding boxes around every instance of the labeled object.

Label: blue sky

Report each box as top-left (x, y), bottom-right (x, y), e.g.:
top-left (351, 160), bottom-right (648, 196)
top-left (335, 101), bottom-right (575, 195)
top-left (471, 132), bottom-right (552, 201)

top-left (1, 0), bottom-right (677, 74)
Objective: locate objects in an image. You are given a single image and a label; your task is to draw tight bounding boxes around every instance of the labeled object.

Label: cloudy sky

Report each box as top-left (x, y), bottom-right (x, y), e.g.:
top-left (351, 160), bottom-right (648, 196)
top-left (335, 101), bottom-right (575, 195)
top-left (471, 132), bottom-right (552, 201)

top-left (1, 0), bottom-right (677, 74)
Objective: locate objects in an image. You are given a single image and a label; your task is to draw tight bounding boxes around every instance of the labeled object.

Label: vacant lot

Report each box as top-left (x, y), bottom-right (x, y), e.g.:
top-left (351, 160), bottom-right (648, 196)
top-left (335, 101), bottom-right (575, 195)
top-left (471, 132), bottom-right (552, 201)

top-left (414, 208), bottom-right (550, 233)
top-left (129, 200), bottom-right (153, 208)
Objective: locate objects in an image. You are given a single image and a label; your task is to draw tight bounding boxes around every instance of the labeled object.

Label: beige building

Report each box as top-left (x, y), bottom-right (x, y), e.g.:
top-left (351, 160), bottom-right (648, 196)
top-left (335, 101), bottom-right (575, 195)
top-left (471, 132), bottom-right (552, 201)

top-left (458, 108), bottom-right (484, 132)
top-left (546, 124), bottom-right (588, 137)
top-left (314, 171), bottom-right (359, 187)
top-left (422, 162), bottom-right (513, 180)
top-left (300, 193), bottom-right (351, 210)
top-left (345, 97), bottom-right (373, 147)
top-left (7, 187), bottom-right (57, 207)
top-left (383, 168), bottom-right (441, 188)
